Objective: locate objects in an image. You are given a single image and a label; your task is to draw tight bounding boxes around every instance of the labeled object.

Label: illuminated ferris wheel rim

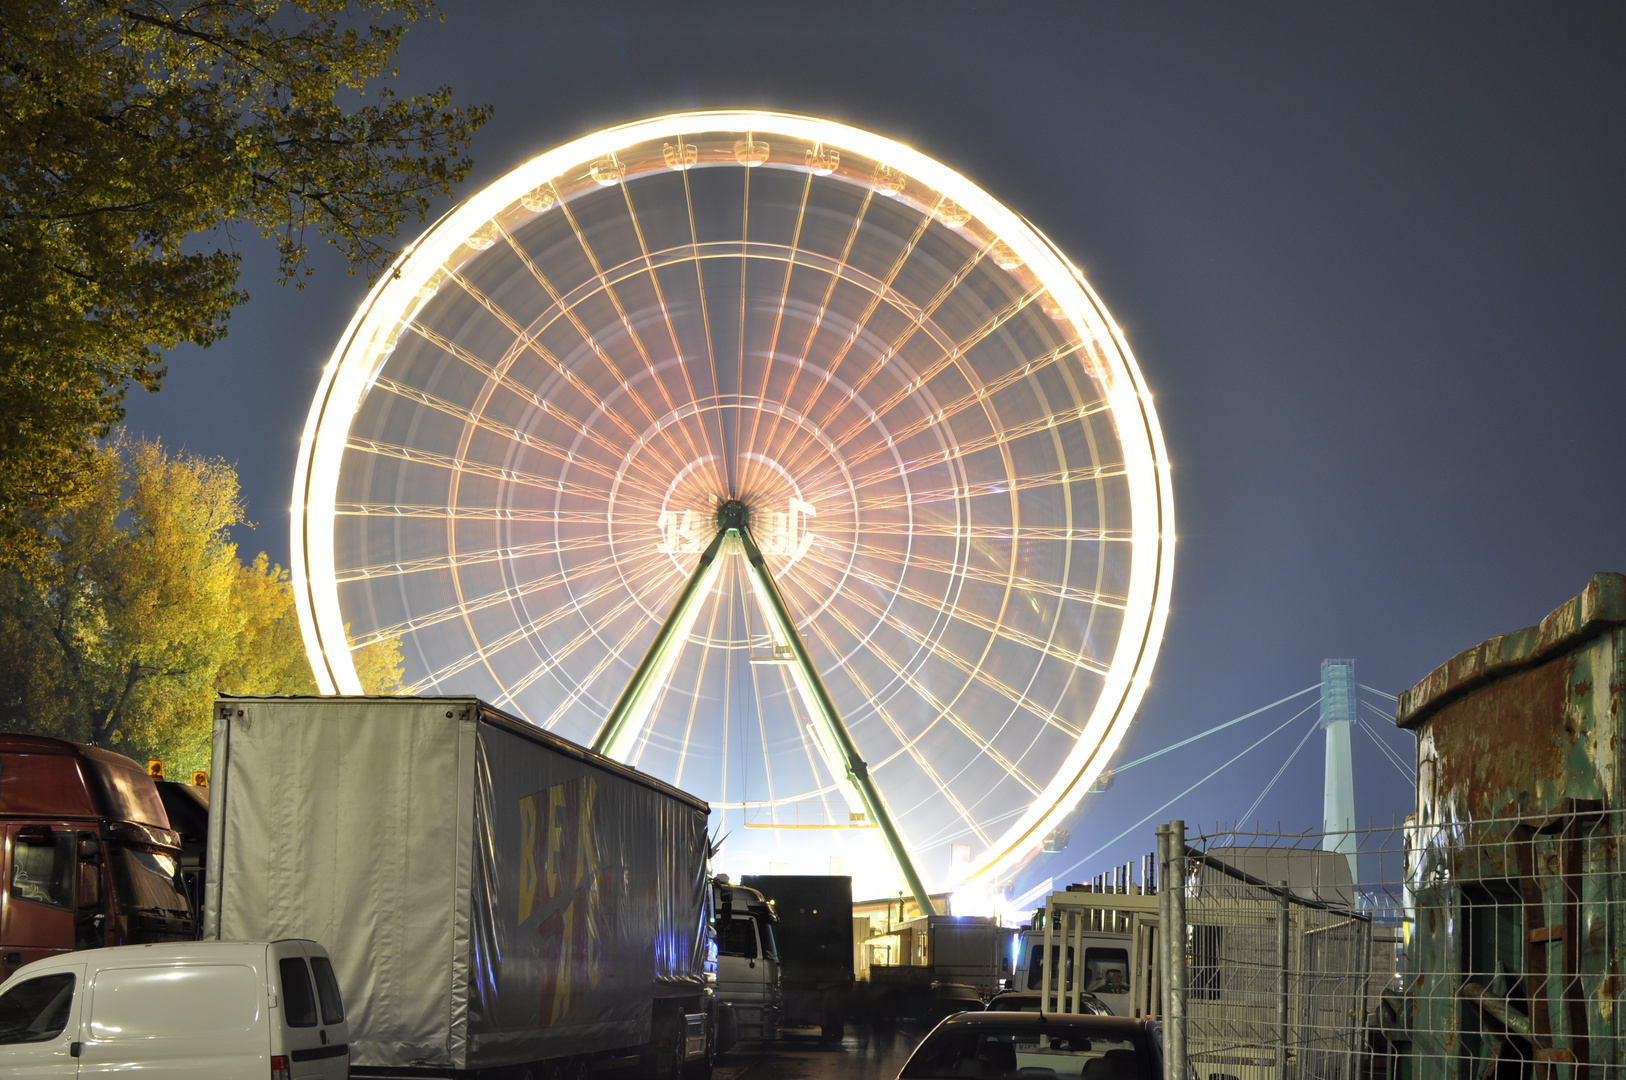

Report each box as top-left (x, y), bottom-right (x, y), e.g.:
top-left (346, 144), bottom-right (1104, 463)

top-left (290, 109), bottom-right (1176, 887)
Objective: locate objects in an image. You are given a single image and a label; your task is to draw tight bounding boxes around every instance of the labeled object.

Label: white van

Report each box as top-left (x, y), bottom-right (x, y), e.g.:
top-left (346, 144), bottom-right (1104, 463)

top-left (0, 938), bottom-right (348, 1078)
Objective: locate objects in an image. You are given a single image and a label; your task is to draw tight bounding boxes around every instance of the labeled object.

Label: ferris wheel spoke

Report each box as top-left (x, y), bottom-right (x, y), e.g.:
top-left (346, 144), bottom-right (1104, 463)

top-left (336, 534), bottom-right (613, 584)
top-left (796, 542), bottom-right (1110, 677)
top-left (791, 548), bottom-right (1085, 742)
top-left (738, 189), bottom-right (874, 497)
top-left (819, 336), bottom-right (1093, 483)
top-left (553, 197), bottom-right (722, 493)
top-left (404, 554), bottom-right (680, 695)
top-left (782, 575), bottom-right (992, 845)
top-left (737, 171), bottom-right (815, 499)
top-left (474, 235), bottom-right (721, 490)
top-left (618, 180), bottom-right (731, 498)
top-left (794, 571), bottom-right (1044, 798)
top-left (513, 581), bottom-right (683, 723)
top-left (753, 192), bottom-right (935, 484)
top-left (333, 503), bottom-right (613, 523)
top-left (353, 546), bottom-right (646, 649)
top-left (854, 521), bottom-right (1132, 544)
top-left (343, 437), bottom-right (619, 501)
top-left (405, 320), bottom-right (685, 481)
top-left (367, 375), bottom-right (667, 498)
top-left (677, 166), bottom-right (734, 500)
top-left (441, 263), bottom-right (661, 436)
top-left (781, 233), bottom-right (997, 471)
top-left (839, 537), bottom-right (1128, 610)
top-left (814, 396), bottom-right (1116, 498)
top-left (808, 461), bottom-right (1127, 515)
top-left (789, 299), bottom-right (1063, 488)
top-left (490, 225), bottom-right (678, 449)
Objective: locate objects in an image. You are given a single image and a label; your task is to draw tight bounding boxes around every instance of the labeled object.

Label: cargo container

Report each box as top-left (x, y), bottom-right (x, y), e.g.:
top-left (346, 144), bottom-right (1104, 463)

top-left (205, 695), bottom-right (718, 1078)
top-left (741, 875), bottom-right (853, 1039)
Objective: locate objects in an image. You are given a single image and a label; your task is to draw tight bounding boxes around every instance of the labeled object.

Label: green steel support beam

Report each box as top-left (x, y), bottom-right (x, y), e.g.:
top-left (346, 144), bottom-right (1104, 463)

top-left (591, 526), bottom-right (728, 759)
top-left (733, 520), bottom-right (938, 917)
top-left (590, 500), bottom-right (936, 917)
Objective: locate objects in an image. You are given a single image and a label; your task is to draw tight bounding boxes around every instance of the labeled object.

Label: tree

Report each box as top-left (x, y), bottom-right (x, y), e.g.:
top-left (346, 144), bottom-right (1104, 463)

top-left (0, 434), bottom-right (402, 776)
top-left (0, 0), bottom-right (490, 572)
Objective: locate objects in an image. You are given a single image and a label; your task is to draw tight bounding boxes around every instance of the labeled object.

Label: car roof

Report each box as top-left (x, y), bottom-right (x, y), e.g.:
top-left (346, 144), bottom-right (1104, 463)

top-left (942, 1011), bottom-right (1145, 1034)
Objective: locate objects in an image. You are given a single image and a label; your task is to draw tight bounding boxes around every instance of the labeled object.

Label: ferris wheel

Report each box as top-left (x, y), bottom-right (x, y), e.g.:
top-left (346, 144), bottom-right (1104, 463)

top-left (291, 111), bottom-right (1174, 908)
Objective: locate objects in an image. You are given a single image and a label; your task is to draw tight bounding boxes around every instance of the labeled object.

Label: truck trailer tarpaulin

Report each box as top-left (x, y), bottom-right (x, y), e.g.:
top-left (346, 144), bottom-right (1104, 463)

top-left (203, 696), bottom-right (712, 1072)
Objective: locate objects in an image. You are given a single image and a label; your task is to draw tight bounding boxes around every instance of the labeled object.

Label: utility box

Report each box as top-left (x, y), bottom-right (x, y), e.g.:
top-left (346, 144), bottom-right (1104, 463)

top-left (1383, 572), bottom-right (1626, 1079)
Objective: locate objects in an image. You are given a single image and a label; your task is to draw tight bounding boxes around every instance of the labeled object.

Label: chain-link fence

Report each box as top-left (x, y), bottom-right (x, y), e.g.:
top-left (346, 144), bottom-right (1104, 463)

top-left (1151, 807), bottom-right (1624, 1080)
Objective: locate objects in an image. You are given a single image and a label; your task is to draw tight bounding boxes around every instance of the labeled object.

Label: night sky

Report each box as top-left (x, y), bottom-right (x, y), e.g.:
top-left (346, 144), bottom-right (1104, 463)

top-left (120, 4), bottom-right (1626, 893)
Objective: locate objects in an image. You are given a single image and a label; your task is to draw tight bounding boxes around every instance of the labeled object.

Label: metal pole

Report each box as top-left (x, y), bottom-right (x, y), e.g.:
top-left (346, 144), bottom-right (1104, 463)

top-left (1155, 827), bottom-right (1170, 1008)
top-left (1276, 880), bottom-right (1290, 1080)
top-left (1041, 895), bottom-right (1055, 1014)
top-left (591, 526), bottom-right (729, 757)
top-left (1168, 820), bottom-right (1187, 1080)
top-left (735, 521), bottom-right (937, 917)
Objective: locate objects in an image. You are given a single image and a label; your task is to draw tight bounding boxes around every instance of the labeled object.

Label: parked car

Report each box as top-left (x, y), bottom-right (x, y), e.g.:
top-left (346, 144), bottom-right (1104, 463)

top-left (987, 989), bottom-right (1114, 1016)
top-left (0, 939), bottom-right (348, 1078)
top-left (899, 1011), bottom-right (1161, 1080)
top-left (921, 980), bottom-right (986, 1026)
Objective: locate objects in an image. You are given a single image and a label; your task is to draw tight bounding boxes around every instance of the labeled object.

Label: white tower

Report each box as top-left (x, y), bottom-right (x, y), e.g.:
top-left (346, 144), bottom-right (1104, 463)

top-left (1320, 659), bottom-right (1358, 886)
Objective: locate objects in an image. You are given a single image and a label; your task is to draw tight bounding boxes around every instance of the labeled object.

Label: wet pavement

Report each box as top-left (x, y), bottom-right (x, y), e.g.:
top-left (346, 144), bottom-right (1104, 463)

top-left (715, 1025), bottom-right (924, 1080)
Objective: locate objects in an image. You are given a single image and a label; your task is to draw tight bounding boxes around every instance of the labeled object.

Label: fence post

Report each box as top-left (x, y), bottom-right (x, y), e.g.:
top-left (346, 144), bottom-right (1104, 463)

top-left (1155, 828), bottom-right (1170, 998)
top-left (1167, 820), bottom-right (1187, 1080)
top-left (1276, 879), bottom-right (1290, 1080)
top-left (1155, 825), bottom-right (1169, 1080)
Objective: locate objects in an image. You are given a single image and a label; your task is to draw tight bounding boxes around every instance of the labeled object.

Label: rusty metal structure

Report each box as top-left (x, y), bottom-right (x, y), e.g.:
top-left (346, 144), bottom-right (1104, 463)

top-left (1380, 571), bottom-right (1625, 1080)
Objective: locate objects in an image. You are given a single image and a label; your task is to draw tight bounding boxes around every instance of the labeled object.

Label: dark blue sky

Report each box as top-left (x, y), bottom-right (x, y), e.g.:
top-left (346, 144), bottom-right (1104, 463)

top-left (122, 3), bottom-right (1626, 888)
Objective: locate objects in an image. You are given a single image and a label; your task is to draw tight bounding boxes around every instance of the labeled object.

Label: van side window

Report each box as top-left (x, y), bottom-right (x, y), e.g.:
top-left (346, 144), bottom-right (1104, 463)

top-left (278, 958), bottom-right (318, 1028)
top-left (0, 973), bottom-right (75, 1044)
top-left (10, 833), bottom-right (75, 909)
top-left (309, 955), bottom-right (345, 1025)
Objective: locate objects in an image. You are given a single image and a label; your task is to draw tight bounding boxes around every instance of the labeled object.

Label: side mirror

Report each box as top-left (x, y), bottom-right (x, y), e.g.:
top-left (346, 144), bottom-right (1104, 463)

top-left (16, 825), bottom-right (53, 846)
top-left (77, 866), bottom-right (101, 909)
top-left (77, 836), bottom-right (101, 860)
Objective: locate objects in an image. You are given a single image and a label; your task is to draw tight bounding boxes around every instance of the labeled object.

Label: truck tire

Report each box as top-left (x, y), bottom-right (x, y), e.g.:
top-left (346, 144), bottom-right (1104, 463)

top-left (650, 1012), bottom-right (686, 1080)
top-left (716, 1003), bottom-right (738, 1056)
top-left (682, 1034), bottom-right (714, 1080)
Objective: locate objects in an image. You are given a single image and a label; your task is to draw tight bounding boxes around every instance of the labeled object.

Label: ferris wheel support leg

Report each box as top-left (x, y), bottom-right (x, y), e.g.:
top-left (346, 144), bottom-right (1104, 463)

top-left (735, 527), bottom-right (938, 918)
top-left (591, 528), bottom-right (729, 760)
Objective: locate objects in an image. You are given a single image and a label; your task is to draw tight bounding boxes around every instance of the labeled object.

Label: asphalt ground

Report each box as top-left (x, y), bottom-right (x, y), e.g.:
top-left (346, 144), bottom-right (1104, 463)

top-left (714, 1025), bottom-right (926, 1080)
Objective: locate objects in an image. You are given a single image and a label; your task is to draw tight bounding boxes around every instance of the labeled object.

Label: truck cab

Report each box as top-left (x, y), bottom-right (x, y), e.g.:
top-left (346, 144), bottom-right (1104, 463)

top-left (711, 878), bottom-right (781, 1040)
top-left (1012, 889), bottom-right (1161, 1021)
top-left (1012, 926), bottom-right (1136, 1016)
top-left (0, 736), bottom-right (193, 982)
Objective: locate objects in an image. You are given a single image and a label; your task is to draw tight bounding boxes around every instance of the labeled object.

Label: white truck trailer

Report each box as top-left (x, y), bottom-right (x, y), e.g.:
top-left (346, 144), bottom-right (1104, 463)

top-left (203, 695), bottom-right (719, 1078)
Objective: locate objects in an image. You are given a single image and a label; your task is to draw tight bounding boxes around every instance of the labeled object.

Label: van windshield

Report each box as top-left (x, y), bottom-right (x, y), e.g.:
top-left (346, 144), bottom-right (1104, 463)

top-left (111, 847), bottom-right (189, 915)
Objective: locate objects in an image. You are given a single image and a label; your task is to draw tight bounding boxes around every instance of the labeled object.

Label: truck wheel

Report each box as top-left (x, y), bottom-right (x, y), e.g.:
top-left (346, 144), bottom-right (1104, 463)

top-left (682, 1045), bottom-right (714, 1080)
top-left (651, 1014), bottom-right (686, 1080)
top-left (683, 1023), bottom-right (715, 1080)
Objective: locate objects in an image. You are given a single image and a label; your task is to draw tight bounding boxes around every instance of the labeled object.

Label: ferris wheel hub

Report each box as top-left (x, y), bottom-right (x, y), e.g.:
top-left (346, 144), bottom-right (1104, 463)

top-left (715, 499), bottom-right (751, 533)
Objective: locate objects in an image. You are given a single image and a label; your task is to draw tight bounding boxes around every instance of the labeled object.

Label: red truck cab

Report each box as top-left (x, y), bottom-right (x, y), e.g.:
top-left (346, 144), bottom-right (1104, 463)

top-left (0, 735), bottom-right (193, 981)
